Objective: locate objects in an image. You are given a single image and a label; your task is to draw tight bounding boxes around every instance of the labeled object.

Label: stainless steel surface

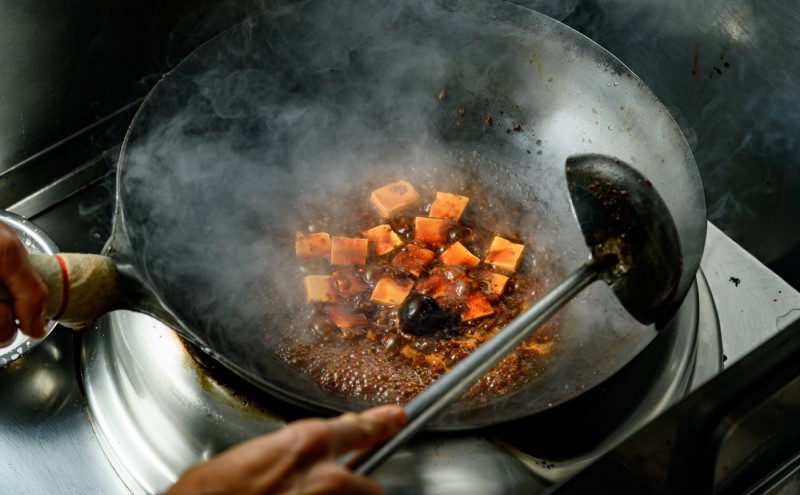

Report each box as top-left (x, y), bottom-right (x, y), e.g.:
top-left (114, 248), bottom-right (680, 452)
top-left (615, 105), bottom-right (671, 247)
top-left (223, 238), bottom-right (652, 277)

top-left (109, 0), bottom-right (706, 427)
top-left (81, 276), bottom-right (697, 494)
top-left (82, 311), bottom-right (288, 495)
top-left (688, 269), bottom-right (723, 389)
top-left (0, 221), bottom-right (794, 494)
top-left (0, 1), bottom-right (265, 175)
top-left (82, 312), bottom-right (550, 495)
top-left (0, 210), bottom-right (58, 365)
top-left (701, 223), bottom-right (800, 366)
top-left (354, 263), bottom-right (600, 475)
top-left (0, 1), bottom-right (798, 492)
top-left (6, 146), bottom-right (120, 220)
top-left (0, 325), bottom-right (130, 494)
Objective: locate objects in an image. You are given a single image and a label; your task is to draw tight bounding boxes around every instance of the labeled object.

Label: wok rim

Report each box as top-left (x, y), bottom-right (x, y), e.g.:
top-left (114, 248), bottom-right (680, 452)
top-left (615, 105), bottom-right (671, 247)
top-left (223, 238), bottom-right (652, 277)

top-left (106, 0), bottom-right (707, 428)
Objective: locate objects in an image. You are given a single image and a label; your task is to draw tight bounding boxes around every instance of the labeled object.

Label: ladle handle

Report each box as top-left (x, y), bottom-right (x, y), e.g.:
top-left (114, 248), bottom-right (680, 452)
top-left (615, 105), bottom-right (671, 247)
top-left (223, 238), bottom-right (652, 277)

top-left (350, 261), bottom-right (601, 475)
top-left (0, 253), bottom-right (119, 330)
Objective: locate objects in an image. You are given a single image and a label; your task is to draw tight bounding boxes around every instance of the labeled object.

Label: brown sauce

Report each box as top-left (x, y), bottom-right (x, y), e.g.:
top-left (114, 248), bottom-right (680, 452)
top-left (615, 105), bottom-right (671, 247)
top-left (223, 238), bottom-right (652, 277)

top-left (277, 164), bottom-right (562, 407)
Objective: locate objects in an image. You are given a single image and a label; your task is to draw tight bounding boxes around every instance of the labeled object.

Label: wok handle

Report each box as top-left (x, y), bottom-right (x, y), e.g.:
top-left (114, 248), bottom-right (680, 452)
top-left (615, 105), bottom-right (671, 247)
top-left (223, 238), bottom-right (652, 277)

top-left (0, 253), bottom-right (119, 331)
top-left (350, 261), bottom-right (602, 475)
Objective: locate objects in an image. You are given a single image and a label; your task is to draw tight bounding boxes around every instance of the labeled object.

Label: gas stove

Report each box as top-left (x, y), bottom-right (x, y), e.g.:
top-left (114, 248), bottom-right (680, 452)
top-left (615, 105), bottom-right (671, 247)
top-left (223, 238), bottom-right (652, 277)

top-left (1, 147), bottom-right (798, 493)
top-left (2, 1), bottom-right (800, 492)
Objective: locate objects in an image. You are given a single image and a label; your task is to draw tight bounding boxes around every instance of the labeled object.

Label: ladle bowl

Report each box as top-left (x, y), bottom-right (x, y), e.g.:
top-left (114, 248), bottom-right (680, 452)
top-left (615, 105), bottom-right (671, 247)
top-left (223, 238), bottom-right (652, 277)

top-left (566, 154), bottom-right (683, 325)
top-left (350, 153), bottom-right (684, 474)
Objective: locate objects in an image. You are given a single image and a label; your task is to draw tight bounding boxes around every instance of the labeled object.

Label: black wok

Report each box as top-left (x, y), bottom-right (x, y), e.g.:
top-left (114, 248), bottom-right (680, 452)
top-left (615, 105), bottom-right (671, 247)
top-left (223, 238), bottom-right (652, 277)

top-left (25, 0), bottom-right (708, 428)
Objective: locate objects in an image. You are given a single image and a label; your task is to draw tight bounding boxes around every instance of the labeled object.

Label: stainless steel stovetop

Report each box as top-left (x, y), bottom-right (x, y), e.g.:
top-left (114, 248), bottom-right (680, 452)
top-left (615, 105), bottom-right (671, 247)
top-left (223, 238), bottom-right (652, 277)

top-left (1, 161), bottom-right (798, 495)
top-left (1, 0), bottom-right (799, 491)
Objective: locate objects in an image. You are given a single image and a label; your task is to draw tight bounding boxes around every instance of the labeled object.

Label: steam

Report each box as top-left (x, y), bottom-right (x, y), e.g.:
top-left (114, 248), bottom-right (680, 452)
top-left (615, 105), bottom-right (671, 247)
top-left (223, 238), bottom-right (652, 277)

top-left (119, 2), bottom-right (538, 353)
top-left (115, 0), bottom-right (697, 416)
top-left (514, 0), bottom-right (800, 270)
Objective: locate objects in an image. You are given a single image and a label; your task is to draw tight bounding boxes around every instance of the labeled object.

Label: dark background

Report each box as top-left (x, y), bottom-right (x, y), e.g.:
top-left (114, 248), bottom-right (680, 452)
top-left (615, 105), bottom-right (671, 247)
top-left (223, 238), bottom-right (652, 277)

top-left (1, 0), bottom-right (797, 288)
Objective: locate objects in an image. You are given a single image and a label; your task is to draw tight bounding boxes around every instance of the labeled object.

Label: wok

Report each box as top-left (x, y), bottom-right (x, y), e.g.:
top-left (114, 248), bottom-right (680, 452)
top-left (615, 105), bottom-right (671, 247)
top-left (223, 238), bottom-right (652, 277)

top-left (28, 0), bottom-right (708, 428)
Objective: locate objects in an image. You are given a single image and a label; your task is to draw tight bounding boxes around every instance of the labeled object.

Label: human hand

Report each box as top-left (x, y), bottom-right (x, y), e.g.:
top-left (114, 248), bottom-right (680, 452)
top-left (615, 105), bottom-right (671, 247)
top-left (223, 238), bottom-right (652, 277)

top-left (0, 222), bottom-right (48, 345)
top-left (165, 404), bottom-right (407, 495)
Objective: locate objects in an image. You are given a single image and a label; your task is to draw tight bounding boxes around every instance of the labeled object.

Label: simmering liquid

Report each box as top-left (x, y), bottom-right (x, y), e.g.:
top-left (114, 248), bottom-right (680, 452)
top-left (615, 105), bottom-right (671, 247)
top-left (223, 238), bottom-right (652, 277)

top-left (277, 164), bottom-right (562, 407)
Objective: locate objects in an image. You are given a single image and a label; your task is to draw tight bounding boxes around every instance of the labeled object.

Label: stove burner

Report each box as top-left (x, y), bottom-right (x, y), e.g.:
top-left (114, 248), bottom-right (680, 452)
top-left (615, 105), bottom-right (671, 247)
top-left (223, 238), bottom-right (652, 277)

top-left (80, 272), bottom-right (720, 494)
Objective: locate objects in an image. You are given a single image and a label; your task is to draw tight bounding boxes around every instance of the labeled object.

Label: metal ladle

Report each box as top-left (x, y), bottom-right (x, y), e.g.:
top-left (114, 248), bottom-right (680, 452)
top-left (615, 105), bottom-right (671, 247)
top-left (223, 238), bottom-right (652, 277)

top-left (350, 153), bottom-right (683, 474)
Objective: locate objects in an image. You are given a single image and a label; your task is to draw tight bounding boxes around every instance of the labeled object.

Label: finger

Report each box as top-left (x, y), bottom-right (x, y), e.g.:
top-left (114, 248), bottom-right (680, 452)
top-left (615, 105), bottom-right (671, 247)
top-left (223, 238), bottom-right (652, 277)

top-left (0, 302), bottom-right (16, 347)
top-left (0, 225), bottom-right (48, 338)
top-left (266, 405), bottom-right (406, 468)
top-left (323, 405), bottom-right (407, 458)
top-left (358, 405), bottom-right (408, 432)
top-left (9, 264), bottom-right (48, 339)
top-left (164, 407), bottom-right (407, 495)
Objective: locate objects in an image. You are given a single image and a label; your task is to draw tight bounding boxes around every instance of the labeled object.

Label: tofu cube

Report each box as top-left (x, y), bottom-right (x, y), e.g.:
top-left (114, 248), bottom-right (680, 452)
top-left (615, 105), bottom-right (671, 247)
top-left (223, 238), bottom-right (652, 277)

top-left (370, 276), bottom-right (414, 306)
top-left (295, 232), bottom-right (331, 258)
top-left (461, 293), bottom-right (494, 321)
top-left (484, 272), bottom-right (510, 295)
top-left (429, 192), bottom-right (469, 221)
top-left (415, 272), bottom-right (451, 300)
top-left (363, 224), bottom-right (404, 256)
top-left (484, 236), bottom-right (525, 272)
top-left (439, 242), bottom-right (480, 268)
top-left (391, 244), bottom-right (435, 277)
top-left (414, 217), bottom-right (448, 246)
top-left (326, 306), bottom-right (369, 329)
top-left (332, 269), bottom-right (369, 298)
top-left (303, 275), bottom-right (339, 303)
top-left (330, 236), bottom-right (369, 265)
top-left (371, 180), bottom-right (422, 219)
top-left (401, 344), bottom-right (422, 360)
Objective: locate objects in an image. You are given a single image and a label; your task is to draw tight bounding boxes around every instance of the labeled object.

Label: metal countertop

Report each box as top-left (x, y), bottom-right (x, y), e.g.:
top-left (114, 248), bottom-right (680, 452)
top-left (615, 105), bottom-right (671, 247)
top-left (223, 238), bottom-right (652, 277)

top-left (0, 222), bottom-right (798, 494)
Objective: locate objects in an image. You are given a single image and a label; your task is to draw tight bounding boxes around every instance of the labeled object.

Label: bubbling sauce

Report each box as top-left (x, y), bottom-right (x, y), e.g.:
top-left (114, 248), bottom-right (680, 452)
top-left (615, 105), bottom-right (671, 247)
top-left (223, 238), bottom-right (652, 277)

top-left (277, 164), bottom-right (562, 407)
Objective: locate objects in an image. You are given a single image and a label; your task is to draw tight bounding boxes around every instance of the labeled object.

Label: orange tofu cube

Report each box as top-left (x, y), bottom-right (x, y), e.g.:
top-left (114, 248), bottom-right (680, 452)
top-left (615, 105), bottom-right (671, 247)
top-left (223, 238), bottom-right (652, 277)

top-left (332, 269), bottom-right (369, 298)
top-left (391, 244), bottom-right (435, 277)
top-left (461, 294), bottom-right (494, 321)
top-left (429, 192), bottom-right (469, 221)
top-left (414, 217), bottom-right (448, 246)
top-left (484, 236), bottom-right (525, 272)
top-left (401, 344), bottom-right (422, 360)
top-left (439, 242), bottom-right (480, 268)
top-left (330, 236), bottom-right (369, 265)
top-left (295, 232), bottom-right (331, 258)
top-left (326, 306), bottom-right (369, 329)
top-left (370, 276), bottom-right (414, 306)
top-left (484, 272), bottom-right (510, 295)
top-left (415, 272), bottom-right (452, 300)
top-left (303, 275), bottom-right (338, 303)
top-left (371, 180), bottom-right (422, 218)
top-left (363, 224), bottom-right (404, 256)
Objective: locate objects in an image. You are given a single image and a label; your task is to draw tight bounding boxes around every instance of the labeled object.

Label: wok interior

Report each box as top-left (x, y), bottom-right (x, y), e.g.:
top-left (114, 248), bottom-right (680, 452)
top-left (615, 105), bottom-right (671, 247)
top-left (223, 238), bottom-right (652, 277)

top-left (117, 0), bottom-right (701, 427)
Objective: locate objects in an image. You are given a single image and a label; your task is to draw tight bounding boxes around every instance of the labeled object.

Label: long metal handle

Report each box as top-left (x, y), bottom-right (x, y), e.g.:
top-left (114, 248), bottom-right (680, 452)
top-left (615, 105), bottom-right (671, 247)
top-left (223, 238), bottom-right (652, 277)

top-left (351, 261), bottom-right (602, 475)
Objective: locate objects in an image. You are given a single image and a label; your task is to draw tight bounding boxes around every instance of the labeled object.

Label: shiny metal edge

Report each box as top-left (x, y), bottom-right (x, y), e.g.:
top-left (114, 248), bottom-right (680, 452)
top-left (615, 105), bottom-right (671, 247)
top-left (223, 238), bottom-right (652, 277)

top-left (80, 277), bottom-right (710, 495)
top-left (503, 274), bottom-right (708, 485)
top-left (82, 311), bottom-right (550, 495)
top-left (0, 210), bottom-right (59, 365)
top-left (82, 311), bottom-right (289, 495)
top-left (79, 223), bottom-right (797, 494)
top-left (701, 222), bottom-right (800, 365)
top-left (6, 148), bottom-right (117, 219)
top-left (687, 268), bottom-right (724, 390)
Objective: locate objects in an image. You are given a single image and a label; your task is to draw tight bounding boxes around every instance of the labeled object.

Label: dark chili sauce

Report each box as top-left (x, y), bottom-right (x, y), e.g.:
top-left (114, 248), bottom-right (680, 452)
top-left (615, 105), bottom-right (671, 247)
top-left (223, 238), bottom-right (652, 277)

top-left (277, 164), bottom-right (562, 407)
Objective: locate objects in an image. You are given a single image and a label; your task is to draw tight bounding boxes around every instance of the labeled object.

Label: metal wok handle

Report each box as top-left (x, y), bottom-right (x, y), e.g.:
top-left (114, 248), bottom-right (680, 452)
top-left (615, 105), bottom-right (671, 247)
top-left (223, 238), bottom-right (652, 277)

top-left (350, 261), bottom-right (603, 475)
